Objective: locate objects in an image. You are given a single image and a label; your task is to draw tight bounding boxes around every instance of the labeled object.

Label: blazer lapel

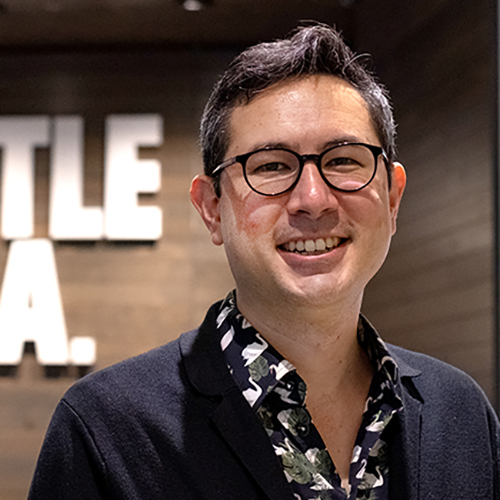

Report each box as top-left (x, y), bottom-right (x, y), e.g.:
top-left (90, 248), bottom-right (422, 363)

top-left (389, 388), bottom-right (422, 500)
top-left (211, 387), bottom-right (295, 500)
top-left (180, 302), bottom-right (295, 500)
top-left (388, 346), bottom-right (423, 500)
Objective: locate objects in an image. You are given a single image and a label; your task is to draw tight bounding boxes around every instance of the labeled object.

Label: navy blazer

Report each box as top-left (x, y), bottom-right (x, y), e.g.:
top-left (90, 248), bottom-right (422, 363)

top-left (29, 302), bottom-right (500, 499)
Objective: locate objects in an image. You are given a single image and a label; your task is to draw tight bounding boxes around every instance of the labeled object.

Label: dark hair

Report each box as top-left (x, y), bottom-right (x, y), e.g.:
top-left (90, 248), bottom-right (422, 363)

top-left (200, 23), bottom-right (396, 195)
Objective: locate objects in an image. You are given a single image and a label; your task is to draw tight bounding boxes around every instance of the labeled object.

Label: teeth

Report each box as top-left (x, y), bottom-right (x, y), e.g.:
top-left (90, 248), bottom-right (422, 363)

top-left (305, 240), bottom-right (315, 252)
top-left (284, 237), bottom-right (342, 254)
top-left (315, 238), bottom-right (326, 251)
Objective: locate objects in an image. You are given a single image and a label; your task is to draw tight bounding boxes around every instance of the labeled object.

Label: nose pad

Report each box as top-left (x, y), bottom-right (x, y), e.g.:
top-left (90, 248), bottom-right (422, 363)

top-left (295, 160), bottom-right (331, 194)
top-left (287, 161), bottom-right (338, 216)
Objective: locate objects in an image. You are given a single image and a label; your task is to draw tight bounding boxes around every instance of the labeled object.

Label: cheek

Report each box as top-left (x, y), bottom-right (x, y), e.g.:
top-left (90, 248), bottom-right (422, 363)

top-left (342, 191), bottom-right (394, 263)
top-left (346, 181), bottom-right (392, 226)
top-left (221, 195), bottom-right (282, 242)
top-left (235, 209), bottom-right (263, 234)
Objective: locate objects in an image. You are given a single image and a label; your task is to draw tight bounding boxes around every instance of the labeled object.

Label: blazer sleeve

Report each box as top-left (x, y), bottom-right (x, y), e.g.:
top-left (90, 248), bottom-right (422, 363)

top-left (28, 399), bottom-right (107, 500)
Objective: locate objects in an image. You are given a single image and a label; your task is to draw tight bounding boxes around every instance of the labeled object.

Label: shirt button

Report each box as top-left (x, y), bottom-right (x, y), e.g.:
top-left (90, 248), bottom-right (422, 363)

top-left (297, 425), bottom-right (307, 435)
top-left (285, 381), bottom-right (294, 391)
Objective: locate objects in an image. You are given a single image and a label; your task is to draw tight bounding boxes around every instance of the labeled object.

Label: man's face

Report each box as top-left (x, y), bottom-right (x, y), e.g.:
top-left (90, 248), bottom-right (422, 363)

top-left (191, 75), bottom-right (405, 313)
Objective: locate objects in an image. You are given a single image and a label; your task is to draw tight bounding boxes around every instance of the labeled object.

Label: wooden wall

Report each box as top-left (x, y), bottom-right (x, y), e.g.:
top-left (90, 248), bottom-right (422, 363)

top-left (0, 1), bottom-right (497, 498)
top-left (359, 0), bottom-right (497, 400)
top-left (0, 48), bottom-right (238, 500)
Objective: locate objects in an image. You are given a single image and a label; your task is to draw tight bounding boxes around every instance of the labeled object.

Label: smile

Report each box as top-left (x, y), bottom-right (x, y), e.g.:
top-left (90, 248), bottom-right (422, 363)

top-left (280, 236), bottom-right (344, 255)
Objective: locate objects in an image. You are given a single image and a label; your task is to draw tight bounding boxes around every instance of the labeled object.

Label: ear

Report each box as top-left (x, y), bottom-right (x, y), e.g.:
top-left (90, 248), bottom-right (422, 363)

top-left (190, 175), bottom-right (224, 246)
top-left (388, 162), bottom-right (406, 235)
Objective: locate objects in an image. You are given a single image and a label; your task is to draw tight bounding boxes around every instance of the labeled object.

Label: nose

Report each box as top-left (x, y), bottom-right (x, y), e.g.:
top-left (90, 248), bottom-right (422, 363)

top-left (286, 161), bottom-right (339, 218)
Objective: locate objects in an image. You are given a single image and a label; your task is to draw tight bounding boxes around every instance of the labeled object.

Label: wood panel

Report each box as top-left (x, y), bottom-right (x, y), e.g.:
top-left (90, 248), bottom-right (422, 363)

top-left (359, 0), bottom-right (496, 401)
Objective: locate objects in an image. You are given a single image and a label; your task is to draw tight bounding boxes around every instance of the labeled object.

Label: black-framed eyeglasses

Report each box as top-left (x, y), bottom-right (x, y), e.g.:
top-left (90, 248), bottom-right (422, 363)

top-left (212, 142), bottom-right (387, 197)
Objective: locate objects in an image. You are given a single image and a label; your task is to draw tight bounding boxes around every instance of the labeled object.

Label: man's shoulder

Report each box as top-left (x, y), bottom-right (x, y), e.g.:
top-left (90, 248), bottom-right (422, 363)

top-left (388, 343), bottom-right (475, 379)
top-left (61, 301), bottom-right (226, 420)
top-left (387, 343), bottom-right (494, 412)
top-left (62, 328), bottom-right (201, 414)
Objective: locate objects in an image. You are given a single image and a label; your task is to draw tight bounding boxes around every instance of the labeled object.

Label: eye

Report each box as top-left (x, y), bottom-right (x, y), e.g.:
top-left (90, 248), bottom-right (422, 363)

top-left (245, 149), bottom-right (298, 178)
top-left (247, 161), bottom-right (294, 176)
top-left (323, 156), bottom-right (361, 172)
top-left (255, 162), bottom-right (291, 173)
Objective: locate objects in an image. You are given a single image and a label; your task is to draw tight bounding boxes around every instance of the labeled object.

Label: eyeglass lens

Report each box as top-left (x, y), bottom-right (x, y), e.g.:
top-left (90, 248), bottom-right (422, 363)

top-left (244, 144), bottom-right (376, 195)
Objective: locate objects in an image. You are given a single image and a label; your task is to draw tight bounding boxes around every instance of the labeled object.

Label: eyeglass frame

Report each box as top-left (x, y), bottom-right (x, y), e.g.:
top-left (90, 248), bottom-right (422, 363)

top-left (211, 142), bottom-right (389, 197)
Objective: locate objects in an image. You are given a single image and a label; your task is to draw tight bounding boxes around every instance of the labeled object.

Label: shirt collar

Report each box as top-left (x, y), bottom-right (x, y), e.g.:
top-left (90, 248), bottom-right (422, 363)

top-left (357, 314), bottom-right (402, 398)
top-left (217, 291), bottom-right (295, 409)
top-left (217, 290), bottom-right (402, 410)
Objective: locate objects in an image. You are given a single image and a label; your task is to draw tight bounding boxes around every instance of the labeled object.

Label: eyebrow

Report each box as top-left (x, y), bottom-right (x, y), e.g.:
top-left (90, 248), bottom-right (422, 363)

top-left (246, 135), bottom-right (365, 153)
top-left (320, 136), bottom-right (364, 150)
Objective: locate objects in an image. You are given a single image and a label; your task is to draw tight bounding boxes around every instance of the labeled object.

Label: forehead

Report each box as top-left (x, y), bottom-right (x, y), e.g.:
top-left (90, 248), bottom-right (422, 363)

top-left (227, 75), bottom-right (378, 156)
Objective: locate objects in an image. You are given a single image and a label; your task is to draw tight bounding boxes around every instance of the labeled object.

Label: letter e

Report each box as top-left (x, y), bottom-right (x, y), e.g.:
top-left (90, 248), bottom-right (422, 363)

top-left (104, 114), bottom-right (163, 240)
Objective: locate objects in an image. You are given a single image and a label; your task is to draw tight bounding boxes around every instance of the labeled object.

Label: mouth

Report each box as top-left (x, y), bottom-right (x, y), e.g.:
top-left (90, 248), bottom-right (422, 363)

top-left (279, 236), bottom-right (346, 256)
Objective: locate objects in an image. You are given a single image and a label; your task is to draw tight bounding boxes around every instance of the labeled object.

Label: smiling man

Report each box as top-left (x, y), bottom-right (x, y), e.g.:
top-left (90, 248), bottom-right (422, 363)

top-left (29, 24), bottom-right (499, 500)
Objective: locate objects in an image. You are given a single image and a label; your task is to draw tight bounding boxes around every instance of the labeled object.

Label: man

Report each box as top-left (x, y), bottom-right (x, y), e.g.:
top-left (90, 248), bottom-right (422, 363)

top-left (29, 24), bottom-right (499, 500)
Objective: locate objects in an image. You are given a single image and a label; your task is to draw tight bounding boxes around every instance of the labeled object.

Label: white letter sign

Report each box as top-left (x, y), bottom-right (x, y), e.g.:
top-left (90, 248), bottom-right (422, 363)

top-left (104, 114), bottom-right (163, 240)
top-left (0, 113), bottom-right (164, 372)
top-left (0, 239), bottom-right (95, 366)
top-left (0, 117), bottom-right (50, 240)
top-left (49, 116), bottom-right (104, 240)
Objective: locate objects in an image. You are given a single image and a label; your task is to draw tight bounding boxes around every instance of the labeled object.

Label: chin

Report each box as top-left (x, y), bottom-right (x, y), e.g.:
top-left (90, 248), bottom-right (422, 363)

top-left (278, 276), bottom-right (350, 305)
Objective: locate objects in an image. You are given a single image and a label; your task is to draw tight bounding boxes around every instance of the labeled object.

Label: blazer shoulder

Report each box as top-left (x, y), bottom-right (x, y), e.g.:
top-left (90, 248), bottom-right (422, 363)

top-left (389, 343), bottom-right (475, 378)
top-left (388, 343), bottom-right (494, 412)
top-left (62, 328), bottom-right (200, 414)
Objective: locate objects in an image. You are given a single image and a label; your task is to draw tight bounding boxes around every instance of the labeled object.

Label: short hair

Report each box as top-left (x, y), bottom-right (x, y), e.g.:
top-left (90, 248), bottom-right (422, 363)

top-left (200, 23), bottom-right (396, 195)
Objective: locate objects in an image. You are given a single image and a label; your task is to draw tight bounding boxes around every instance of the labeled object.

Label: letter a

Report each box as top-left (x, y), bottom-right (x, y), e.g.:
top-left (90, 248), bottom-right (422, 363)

top-left (0, 239), bottom-right (69, 365)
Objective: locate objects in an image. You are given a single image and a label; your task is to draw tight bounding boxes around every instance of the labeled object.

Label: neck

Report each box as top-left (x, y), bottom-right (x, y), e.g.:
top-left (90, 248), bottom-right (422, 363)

top-left (235, 288), bottom-right (367, 385)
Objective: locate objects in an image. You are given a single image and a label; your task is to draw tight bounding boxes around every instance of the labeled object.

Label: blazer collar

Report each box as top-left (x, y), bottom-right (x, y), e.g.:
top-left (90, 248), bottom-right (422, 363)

top-left (179, 300), bottom-right (235, 397)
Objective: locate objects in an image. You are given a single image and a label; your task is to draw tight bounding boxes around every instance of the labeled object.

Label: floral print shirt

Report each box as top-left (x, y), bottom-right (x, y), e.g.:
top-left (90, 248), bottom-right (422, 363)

top-left (217, 291), bottom-right (403, 500)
